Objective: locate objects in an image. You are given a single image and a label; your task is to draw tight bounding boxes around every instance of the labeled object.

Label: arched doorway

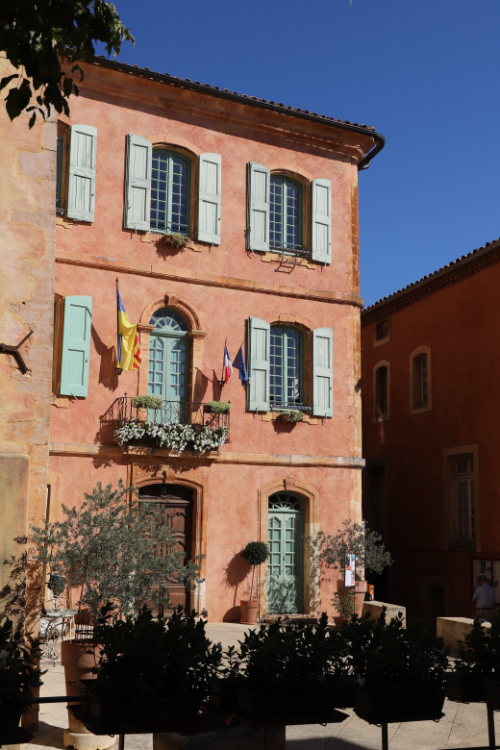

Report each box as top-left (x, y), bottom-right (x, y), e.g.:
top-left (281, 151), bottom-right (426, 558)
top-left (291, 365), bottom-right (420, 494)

top-left (139, 483), bottom-right (193, 612)
top-left (267, 492), bottom-right (304, 614)
top-left (148, 308), bottom-right (190, 422)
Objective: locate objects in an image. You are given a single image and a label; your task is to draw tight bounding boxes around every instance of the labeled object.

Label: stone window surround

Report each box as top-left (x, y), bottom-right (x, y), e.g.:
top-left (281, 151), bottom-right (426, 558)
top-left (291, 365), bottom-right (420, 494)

top-left (137, 294), bottom-right (207, 404)
top-left (442, 443), bottom-right (480, 552)
top-left (409, 345), bottom-right (432, 415)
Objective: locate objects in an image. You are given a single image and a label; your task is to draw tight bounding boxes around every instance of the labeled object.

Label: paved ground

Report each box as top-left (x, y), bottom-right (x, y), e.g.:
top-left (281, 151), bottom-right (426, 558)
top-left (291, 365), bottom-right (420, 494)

top-left (20, 623), bottom-right (500, 750)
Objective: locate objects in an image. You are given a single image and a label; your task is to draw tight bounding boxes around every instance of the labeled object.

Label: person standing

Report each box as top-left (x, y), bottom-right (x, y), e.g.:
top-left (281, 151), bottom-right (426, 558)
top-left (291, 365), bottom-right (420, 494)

top-left (472, 575), bottom-right (495, 620)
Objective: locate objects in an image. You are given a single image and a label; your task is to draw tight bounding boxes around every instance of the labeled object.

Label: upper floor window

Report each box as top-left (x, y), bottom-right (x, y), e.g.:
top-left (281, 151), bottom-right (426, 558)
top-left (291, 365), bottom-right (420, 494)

top-left (269, 176), bottom-right (302, 254)
top-left (247, 163), bottom-right (332, 264)
top-left (270, 326), bottom-right (303, 408)
top-left (247, 317), bottom-right (333, 417)
top-left (410, 346), bottom-right (432, 414)
top-left (374, 316), bottom-right (390, 346)
top-left (373, 361), bottom-right (390, 422)
top-left (150, 150), bottom-right (190, 235)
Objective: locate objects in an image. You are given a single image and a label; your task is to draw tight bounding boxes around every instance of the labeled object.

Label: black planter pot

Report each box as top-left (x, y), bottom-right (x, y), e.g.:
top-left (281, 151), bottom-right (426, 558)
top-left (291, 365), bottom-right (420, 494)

top-left (0, 703), bottom-right (23, 735)
top-left (78, 680), bottom-right (200, 727)
top-left (238, 689), bottom-right (336, 720)
top-left (484, 678), bottom-right (500, 708)
top-left (356, 688), bottom-right (445, 723)
top-left (446, 673), bottom-right (486, 703)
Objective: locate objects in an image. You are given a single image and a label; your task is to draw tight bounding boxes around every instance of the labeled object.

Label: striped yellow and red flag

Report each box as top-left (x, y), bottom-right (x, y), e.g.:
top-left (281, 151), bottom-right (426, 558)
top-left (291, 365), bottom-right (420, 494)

top-left (117, 288), bottom-right (141, 371)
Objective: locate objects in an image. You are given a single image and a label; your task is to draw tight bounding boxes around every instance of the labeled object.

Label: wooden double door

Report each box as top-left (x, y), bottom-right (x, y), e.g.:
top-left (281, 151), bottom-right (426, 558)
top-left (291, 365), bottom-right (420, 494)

top-left (139, 484), bottom-right (193, 613)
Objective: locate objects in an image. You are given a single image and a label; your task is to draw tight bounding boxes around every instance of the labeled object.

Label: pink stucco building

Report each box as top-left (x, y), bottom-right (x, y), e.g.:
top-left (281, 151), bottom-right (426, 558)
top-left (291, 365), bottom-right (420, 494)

top-left (48, 56), bottom-right (384, 621)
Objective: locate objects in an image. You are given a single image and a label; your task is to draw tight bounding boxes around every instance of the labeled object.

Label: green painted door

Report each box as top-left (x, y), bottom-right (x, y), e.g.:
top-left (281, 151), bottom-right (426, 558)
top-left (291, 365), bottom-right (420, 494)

top-left (148, 308), bottom-right (189, 422)
top-left (267, 493), bottom-right (304, 614)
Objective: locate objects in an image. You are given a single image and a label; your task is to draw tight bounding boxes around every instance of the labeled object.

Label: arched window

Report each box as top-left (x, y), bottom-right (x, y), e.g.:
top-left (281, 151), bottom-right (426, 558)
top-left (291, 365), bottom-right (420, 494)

top-left (409, 346), bottom-right (432, 414)
top-left (148, 309), bottom-right (189, 420)
top-left (150, 150), bottom-right (190, 235)
top-left (269, 175), bottom-right (302, 253)
top-left (373, 361), bottom-right (390, 422)
top-left (270, 325), bottom-right (303, 408)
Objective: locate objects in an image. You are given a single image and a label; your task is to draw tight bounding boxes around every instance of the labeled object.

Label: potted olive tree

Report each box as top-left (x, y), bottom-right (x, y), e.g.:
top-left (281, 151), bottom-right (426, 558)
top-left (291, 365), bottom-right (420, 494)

top-left (239, 542), bottom-right (268, 624)
top-left (0, 618), bottom-right (44, 739)
top-left (310, 519), bottom-right (392, 617)
top-left (31, 480), bottom-right (202, 745)
top-left (77, 604), bottom-right (222, 729)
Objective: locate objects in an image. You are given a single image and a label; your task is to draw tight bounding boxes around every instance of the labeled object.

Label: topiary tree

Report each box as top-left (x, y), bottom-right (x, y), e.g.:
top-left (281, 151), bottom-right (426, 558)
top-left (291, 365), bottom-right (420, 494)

top-left (240, 542), bottom-right (268, 602)
top-left (30, 480), bottom-right (203, 628)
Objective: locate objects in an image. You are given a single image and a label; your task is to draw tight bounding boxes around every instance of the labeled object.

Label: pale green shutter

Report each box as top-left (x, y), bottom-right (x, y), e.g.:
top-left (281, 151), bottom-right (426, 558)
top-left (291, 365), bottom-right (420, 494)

top-left (247, 162), bottom-right (270, 252)
top-left (311, 178), bottom-right (332, 264)
top-left (67, 125), bottom-right (97, 222)
top-left (198, 153), bottom-right (221, 244)
top-left (312, 327), bottom-right (333, 417)
top-left (60, 296), bottom-right (93, 398)
top-left (124, 134), bottom-right (152, 231)
top-left (247, 317), bottom-right (270, 411)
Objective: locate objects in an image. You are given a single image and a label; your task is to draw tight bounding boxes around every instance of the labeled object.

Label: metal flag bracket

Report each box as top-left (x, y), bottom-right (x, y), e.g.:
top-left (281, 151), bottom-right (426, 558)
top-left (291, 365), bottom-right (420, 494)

top-left (0, 330), bottom-right (33, 374)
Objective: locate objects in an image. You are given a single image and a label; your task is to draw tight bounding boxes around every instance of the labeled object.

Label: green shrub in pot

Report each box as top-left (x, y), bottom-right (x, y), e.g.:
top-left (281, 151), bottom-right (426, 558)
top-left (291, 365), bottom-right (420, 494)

top-left (206, 402), bottom-right (231, 414)
top-left (236, 614), bottom-right (348, 718)
top-left (131, 395), bottom-right (163, 410)
top-left (355, 611), bottom-right (449, 721)
top-left (447, 616), bottom-right (495, 702)
top-left (85, 604), bottom-right (222, 724)
top-left (0, 618), bottom-right (44, 732)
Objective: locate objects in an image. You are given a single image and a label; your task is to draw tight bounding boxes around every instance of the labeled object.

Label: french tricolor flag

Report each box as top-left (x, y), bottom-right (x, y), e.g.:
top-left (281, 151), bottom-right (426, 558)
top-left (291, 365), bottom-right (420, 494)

top-left (223, 343), bottom-right (233, 384)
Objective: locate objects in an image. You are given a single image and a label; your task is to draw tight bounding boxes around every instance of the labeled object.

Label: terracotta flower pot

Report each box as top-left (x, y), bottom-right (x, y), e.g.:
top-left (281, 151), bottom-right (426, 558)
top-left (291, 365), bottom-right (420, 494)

top-left (61, 641), bottom-right (114, 750)
top-left (240, 600), bottom-right (258, 625)
top-left (137, 407), bottom-right (147, 421)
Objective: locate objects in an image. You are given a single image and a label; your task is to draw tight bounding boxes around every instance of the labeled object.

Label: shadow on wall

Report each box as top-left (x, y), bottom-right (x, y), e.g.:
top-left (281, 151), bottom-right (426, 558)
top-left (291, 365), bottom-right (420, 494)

top-left (222, 552), bottom-right (251, 622)
top-left (0, 536), bottom-right (27, 628)
top-left (194, 368), bottom-right (209, 403)
top-left (91, 325), bottom-right (119, 392)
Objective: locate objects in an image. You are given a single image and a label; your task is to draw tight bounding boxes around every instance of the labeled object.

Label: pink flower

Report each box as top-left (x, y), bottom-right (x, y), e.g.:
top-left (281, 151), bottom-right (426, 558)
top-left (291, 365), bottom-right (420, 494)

top-left (225, 718), bottom-right (232, 726)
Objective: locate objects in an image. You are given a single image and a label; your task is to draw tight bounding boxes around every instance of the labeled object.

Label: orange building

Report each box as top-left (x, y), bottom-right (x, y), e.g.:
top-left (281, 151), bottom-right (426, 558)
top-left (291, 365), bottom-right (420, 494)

top-left (39, 56), bottom-right (385, 622)
top-left (361, 237), bottom-right (500, 626)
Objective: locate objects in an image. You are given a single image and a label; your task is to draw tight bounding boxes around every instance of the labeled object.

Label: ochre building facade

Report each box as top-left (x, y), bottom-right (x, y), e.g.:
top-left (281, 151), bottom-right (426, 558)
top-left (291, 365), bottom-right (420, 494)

top-left (7, 56), bottom-right (383, 623)
top-left (362, 238), bottom-right (500, 626)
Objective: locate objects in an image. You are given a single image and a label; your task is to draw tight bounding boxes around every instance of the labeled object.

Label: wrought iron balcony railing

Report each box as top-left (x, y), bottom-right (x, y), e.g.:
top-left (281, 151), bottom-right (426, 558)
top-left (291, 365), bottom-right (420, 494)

top-left (116, 396), bottom-right (230, 442)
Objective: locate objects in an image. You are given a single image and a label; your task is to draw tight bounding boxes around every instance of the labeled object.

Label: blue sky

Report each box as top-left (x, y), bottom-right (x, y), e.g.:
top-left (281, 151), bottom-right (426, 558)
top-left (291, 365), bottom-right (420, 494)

top-left (97, 0), bottom-right (500, 307)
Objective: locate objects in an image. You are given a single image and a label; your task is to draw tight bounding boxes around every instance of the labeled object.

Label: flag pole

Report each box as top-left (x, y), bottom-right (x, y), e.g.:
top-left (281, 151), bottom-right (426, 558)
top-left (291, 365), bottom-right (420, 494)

top-left (219, 339), bottom-right (227, 389)
top-left (116, 278), bottom-right (122, 376)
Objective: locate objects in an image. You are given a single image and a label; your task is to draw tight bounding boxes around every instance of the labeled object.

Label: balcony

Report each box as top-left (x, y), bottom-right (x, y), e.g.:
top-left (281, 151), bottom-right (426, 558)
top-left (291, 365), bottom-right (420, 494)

top-left (114, 396), bottom-right (230, 453)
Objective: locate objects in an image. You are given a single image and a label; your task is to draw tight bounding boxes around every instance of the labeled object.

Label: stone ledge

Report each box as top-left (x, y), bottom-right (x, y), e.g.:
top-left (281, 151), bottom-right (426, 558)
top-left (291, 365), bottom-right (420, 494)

top-left (55, 251), bottom-right (364, 308)
top-left (437, 616), bottom-right (491, 653)
top-left (48, 442), bottom-right (366, 468)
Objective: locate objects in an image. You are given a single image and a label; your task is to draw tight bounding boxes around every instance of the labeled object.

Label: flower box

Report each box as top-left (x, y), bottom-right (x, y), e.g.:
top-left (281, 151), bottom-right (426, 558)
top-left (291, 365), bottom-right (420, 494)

top-left (238, 689), bottom-right (336, 721)
top-left (355, 688), bottom-right (445, 723)
top-left (446, 674), bottom-right (486, 703)
top-left (79, 681), bottom-right (200, 727)
top-left (483, 678), bottom-right (500, 708)
top-left (0, 703), bottom-right (23, 735)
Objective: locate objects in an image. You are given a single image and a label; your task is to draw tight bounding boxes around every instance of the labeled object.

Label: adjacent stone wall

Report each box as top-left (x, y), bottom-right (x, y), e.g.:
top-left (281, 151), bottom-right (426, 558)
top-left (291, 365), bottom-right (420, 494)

top-left (0, 55), bottom-right (56, 637)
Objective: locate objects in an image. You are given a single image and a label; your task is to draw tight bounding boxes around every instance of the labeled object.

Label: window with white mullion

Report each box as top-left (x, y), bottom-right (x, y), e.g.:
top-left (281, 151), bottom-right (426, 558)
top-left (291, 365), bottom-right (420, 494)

top-left (269, 176), bottom-right (302, 252)
top-left (150, 150), bottom-right (190, 235)
top-left (270, 326), bottom-right (303, 408)
top-left (455, 457), bottom-right (475, 542)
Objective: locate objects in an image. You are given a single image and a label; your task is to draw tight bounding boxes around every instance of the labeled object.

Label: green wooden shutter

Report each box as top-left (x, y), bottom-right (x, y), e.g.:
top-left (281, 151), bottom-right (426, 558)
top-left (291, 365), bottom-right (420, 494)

top-left (67, 125), bottom-right (97, 222)
top-left (198, 153), bottom-right (221, 244)
top-left (60, 296), bottom-right (93, 398)
top-left (124, 134), bottom-right (152, 231)
top-left (247, 162), bottom-right (270, 252)
top-left (311, 178), bottom-right (332, 264)
top-left (312, 327), bottom-right (333, 417)
top-left (247, 317), bottom-right (270, 411)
